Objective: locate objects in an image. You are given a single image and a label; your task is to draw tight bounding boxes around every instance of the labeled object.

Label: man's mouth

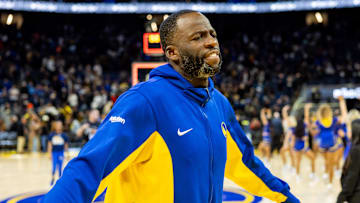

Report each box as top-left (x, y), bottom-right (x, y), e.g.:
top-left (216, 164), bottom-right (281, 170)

top-left (204, 50), bottom-right (220, 66)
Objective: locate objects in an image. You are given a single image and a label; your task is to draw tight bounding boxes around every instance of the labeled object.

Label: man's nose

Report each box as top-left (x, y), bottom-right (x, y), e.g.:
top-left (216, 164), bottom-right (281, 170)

top-left (204, 35), bottom-right (218, 48)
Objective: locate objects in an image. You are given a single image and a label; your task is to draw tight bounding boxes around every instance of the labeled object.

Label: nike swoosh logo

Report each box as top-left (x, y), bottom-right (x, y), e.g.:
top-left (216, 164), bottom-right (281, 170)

top-left (177, 128), bottom-right (193, 136)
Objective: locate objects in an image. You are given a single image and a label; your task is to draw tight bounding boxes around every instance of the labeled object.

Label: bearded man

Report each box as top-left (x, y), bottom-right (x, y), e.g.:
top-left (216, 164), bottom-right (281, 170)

top-left (43, 10), bottom-right (299, 203)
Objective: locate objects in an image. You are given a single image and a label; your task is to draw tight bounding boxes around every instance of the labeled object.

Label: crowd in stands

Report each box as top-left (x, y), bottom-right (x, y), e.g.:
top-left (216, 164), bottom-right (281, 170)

top-left (0, 20), bottom-right (137, 151)
top-left (0, 11), bottom-right (360, 152)
top-left (218, 20), bottom-right (360, 120)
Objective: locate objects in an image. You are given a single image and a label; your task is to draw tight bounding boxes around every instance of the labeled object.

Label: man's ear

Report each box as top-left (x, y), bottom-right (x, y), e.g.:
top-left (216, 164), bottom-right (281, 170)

top-left (165, 45), bottom-right (180, 63)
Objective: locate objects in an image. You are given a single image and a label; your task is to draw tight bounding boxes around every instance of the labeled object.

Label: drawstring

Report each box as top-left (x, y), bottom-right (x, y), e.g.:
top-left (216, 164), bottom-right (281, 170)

top-left (202, 88), bottom-right (211, 107)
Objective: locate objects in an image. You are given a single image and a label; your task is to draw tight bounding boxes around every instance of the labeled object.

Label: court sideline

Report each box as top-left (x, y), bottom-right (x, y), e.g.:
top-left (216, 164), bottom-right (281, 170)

top-left (0, 151), bottom-right (341, 202)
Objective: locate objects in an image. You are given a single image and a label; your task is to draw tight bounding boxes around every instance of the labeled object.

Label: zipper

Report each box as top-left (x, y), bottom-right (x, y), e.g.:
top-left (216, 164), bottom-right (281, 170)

top-left (201, 88), bottom-right (214, 203)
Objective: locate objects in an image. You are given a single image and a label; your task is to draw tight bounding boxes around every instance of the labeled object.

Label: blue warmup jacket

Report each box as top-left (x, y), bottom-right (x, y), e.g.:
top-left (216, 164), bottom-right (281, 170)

top-left (43, 64), bottom-right (299, 203)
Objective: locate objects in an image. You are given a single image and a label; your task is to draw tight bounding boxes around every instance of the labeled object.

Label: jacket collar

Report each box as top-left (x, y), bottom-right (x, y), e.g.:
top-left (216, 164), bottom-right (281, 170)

top-left (149, 63), bottom-right (214, 106)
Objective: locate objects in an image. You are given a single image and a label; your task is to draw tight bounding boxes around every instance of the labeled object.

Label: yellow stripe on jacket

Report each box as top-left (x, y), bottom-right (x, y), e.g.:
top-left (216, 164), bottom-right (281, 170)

top-left (93, 131), bottom-right (174, 203)
top-left (224, 131), bottom-right (287, 203)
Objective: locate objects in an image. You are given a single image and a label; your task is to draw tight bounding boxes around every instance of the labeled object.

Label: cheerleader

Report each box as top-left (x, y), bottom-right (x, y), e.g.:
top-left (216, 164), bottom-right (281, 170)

top-left (315, 96), bottom-right (347, 185)
top-left (291, 103), bottom-right (316, 179)
top-left (280, 105), bottom-right (295, 170)
top-left (259, 108), bottom-right (272, 163)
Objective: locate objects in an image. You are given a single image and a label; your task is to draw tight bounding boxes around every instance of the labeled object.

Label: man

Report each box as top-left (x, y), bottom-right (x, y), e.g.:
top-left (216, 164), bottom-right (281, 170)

top-left (76, 109), bottom-right (101, 142)
top-left (8, 114), bottom-right (25, 153)
top-left (43, 10), bottom-right (299, 203)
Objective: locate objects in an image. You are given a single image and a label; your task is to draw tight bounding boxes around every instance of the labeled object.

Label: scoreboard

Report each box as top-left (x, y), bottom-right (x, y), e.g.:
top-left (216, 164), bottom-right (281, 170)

top-left (143, 32), bottom-right (164, 56)
top-left (135, 32), bottom-right (165, 86)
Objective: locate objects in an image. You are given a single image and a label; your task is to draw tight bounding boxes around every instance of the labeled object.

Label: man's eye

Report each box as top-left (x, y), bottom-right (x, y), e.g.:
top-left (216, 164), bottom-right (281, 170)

top-left (211, 33), bottom-right (217, 38)
top-left (192, 36), bottom-right (201, 40)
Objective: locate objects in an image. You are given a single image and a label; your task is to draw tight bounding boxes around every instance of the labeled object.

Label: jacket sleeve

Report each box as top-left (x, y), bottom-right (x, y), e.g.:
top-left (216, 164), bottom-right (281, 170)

top-left (223, 100), bottom-right (299, 203)
top-left (42, 90), bottom-right (157, 203)
top-left (337, 147), bottom-right (360, 203)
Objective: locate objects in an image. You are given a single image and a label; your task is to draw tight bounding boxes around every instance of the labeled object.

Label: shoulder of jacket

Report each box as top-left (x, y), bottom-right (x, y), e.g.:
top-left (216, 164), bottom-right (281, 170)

top-left (127, 77), bottom-right (169, 101)
top-left (213, 89), bottom-right (231, 107)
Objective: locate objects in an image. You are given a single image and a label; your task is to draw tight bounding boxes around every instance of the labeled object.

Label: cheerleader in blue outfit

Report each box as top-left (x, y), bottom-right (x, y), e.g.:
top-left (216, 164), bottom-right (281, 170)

top-left (291, 103), bottom-right (316, 179)
top-left (259, 108), bottom-right (272, 163)
top-left (280, 105), bottom-right (295, 170)
top-left (315, 96), bottom-right (347, 184)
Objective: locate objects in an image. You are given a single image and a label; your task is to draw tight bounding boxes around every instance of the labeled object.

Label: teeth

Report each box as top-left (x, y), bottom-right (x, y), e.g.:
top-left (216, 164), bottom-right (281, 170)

top-left (210, 53), bottom-right (217, 56)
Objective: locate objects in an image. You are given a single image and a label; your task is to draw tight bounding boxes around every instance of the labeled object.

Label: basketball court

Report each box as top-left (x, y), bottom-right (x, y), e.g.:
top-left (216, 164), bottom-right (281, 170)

top-left (0, 151), bottom-right (341, 203)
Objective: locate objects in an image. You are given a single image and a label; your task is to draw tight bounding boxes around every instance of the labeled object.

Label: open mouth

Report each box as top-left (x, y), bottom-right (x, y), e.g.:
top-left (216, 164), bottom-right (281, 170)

top-left (204, 51), bottom-right (220, 66)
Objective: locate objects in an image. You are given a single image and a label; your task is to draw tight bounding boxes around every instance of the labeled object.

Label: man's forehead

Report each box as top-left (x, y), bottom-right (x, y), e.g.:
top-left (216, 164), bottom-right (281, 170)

top-left (176, 12), bottom-right (214, 34)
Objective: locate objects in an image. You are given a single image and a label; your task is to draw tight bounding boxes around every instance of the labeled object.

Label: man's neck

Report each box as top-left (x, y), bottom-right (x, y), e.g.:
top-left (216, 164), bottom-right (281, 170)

top-left (170, 62), bottom-right (208, 88)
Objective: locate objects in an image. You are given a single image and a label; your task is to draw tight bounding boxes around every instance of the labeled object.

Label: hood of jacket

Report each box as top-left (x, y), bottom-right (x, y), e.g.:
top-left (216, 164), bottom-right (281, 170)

top-left (149, 63), bottom-right (215, 106)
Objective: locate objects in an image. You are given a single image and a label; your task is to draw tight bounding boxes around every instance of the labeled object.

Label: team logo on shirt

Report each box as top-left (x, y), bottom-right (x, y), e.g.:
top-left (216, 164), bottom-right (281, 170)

top-left (52, 135), bottom-right (65, 145)
top-left (221, 122), bottom-right (228, 138)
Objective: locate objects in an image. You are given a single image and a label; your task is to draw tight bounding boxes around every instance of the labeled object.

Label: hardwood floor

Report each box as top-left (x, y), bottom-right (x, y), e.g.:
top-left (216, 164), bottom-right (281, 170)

top-left (0, 151), bottom-right (341, 203)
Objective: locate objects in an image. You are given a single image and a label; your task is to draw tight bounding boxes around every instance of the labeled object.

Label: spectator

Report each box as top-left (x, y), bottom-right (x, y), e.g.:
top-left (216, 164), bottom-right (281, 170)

top-left (270, 111), bottom-right (284, 153)
top-left (0, 102), bottom-right (12, 129)
top-left (67, 88), bottom-right (78, 108)
top-left (0, 118), bottom-right (6, 132)
top-left (27, 110), bottom-right (42, 152)
top-left (9, 115), bottom-right (25, 153)
top-left (76, 109), bottom-right (101, 143)
top-left (8, 84), bottom-right (19, 104)
top-left (40, 113), bottom-right (52, 152)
